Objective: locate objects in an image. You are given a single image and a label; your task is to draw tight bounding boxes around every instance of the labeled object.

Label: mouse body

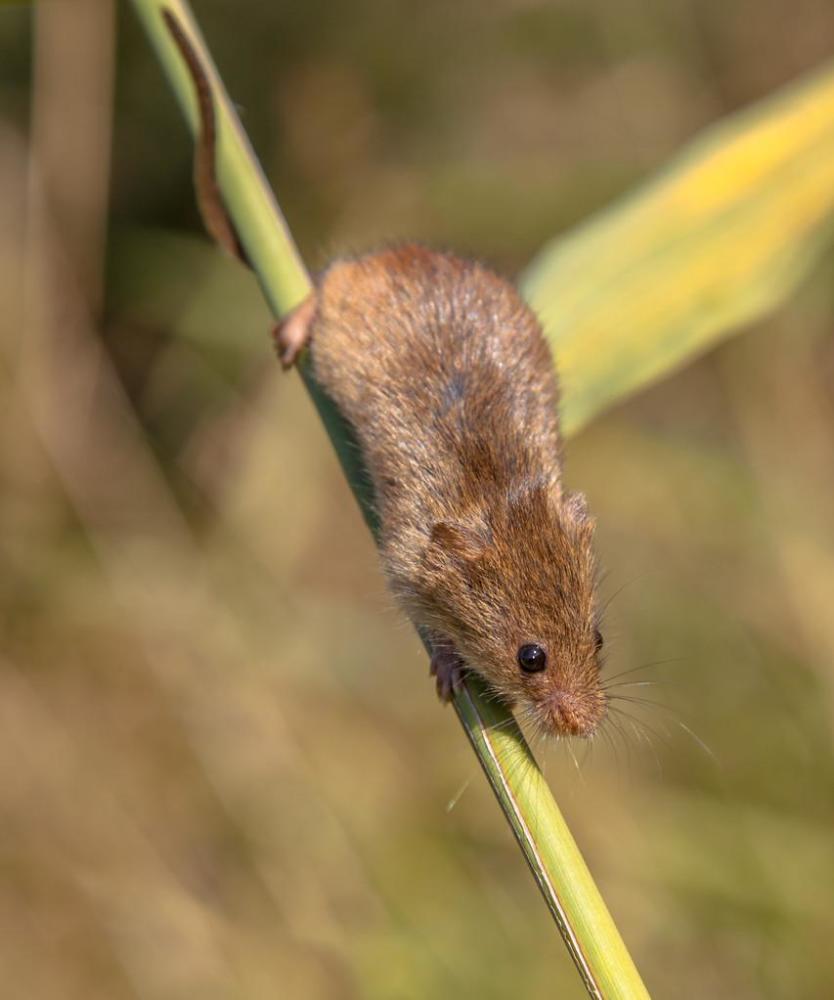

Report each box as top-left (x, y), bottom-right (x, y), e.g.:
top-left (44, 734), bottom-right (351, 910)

top-left (162, 12), bottom-right (606, 737)
top-left (279, 245), bottom-right (606, 738)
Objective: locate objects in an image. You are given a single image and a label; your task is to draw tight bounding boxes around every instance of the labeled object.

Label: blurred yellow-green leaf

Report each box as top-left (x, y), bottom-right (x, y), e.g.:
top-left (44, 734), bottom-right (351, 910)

top-left (521, 61), bottom-right (834, 436)
top-left (128, 4), bottom-right (651, 996)
top-left (8, 1), bottom-right (834, 999)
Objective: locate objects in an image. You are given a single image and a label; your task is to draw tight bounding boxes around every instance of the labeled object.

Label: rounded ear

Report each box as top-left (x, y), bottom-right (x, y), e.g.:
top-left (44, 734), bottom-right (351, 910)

top-left (564, 491), bottom-right (589, 523)
top-left (430, 519), bottom-right (488, 562)
top-left (563, 491), bottom-right (595, 536)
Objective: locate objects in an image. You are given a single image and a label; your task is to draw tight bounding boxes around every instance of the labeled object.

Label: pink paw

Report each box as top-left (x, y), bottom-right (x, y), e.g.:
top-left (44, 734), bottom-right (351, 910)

top-left (430, 642), bottom-right (466, 702)
top-left (273, 293), bottom-right (317, 370)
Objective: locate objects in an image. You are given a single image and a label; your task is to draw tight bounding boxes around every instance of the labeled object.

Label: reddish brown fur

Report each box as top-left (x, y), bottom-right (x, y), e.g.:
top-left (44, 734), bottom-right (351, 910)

top-left (304, 245), bottom-right (606, 738)
top-left (158, 12), bottom-right (604, 735)
top-left (157, 15), bottom-right (607, 733)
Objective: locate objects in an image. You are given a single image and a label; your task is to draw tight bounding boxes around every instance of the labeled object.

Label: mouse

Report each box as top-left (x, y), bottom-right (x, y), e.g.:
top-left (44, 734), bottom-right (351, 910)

top-left (278, 247), bottom-right (607, 738)
top-left (164, 10), bottom-right (607, 739)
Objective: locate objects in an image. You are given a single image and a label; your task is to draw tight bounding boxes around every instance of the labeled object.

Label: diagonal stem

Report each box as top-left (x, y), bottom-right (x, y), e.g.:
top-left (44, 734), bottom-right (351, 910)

top-left (129, 2), bottom-right (650, 996)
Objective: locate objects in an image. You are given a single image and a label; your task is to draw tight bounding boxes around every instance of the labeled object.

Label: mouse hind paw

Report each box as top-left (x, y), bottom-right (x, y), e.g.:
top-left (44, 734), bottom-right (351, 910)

top-left (273, 293), bottom-right (317, 370)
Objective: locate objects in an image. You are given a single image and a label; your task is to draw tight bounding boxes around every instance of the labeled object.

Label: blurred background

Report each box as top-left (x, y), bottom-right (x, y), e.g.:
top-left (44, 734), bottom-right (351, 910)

top-left (2, 1), bottom-right (834, 997)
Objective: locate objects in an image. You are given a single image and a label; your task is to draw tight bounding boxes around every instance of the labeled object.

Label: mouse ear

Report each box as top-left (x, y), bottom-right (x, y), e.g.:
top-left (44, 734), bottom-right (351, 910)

top-left (564, 491), bottom-right (589, 522)
top-left (430, 520), bottom-right (488, 562)
top-left (563, 491), bottom-right (595, 534)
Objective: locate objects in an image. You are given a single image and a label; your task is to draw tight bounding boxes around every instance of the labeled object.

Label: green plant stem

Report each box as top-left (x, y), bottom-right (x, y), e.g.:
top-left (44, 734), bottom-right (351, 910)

top-left (130, 2), bottom-right (650, 996)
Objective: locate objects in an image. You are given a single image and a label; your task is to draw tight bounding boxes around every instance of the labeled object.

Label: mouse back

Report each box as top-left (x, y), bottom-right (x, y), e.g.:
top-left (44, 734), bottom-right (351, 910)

top-left (303, 244), bottom-right (606, 737)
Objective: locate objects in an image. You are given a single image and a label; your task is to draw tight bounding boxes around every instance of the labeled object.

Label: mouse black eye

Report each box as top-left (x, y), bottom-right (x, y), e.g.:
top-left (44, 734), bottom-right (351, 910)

top-left (593, 628), bottom-right (604, 652)
top-left (517, 643), bottom-right (547, 673)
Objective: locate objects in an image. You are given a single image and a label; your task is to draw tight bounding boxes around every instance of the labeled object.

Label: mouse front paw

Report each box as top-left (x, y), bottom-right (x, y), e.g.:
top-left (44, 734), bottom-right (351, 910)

top-left (430, 641), bottom-right (466, 702)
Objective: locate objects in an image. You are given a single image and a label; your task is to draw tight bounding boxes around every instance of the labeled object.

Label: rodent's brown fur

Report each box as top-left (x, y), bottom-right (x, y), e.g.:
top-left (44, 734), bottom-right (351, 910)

top-left (157, 11), bottom-right (605, 736)
top-left (307, 245), bottom-right (606, 737)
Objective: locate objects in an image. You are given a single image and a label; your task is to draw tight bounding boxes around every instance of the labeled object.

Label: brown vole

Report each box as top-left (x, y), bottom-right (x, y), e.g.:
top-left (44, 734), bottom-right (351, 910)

top-left (164, 11), bottom-right (607, 738)
top-left (278, 248), bottom-right (606, 737)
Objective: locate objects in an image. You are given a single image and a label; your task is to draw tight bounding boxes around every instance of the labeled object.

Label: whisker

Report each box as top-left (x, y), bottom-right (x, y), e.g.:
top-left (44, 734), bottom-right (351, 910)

top-left (607, 693), bottom-right (716, 764)
top-left (603, 657), bottom-right (687, 685)
top-left (603, 679), bottom-right (662, 692)
top-left (607, 704), bottom-right (669, 750)
top-left (603, 710), bottom-right (631, 763)
top-left (608, 693), bottom-right (672, 713)
top-left (675, 719), bottom-right (720, 767)
top-left (566, 738), bottom-right (585, 784)
top-left (483, 715), bottom-right (521, 736)
top-left (598, 725), bottom-right (621, 770)
top-left (631, 719), bottom-right (663, 776)
top-left (598, 575), bottom-right (643, 618)
top-left (446, 776), bottom-right (472, 813)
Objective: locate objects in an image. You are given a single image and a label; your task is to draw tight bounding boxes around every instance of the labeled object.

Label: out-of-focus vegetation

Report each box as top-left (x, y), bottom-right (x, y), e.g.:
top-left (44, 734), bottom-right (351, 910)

top-left (3, 2), bottom-right (834, 999)
top-left (523, 57), bottom-right (834, 437)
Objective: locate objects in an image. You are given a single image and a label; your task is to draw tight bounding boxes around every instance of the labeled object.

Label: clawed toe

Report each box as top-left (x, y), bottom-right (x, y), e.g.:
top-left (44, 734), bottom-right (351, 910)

top-left (273, 293), bottom-right (317, 370)
top-left (430, 644), bottom-right (466, 703)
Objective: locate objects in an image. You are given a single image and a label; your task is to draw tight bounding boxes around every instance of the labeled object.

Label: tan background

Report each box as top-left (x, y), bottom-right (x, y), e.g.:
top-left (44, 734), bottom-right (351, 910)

top-left (2, 1), bottom-right (834, 997)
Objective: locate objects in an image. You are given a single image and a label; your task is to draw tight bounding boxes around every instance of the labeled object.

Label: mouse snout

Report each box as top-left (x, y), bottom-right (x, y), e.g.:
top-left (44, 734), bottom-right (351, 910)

top-left (542, 689), bottom-right (603, 738)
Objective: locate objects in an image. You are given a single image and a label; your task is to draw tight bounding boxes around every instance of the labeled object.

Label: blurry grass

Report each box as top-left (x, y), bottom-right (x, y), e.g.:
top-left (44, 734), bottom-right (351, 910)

top-left (124, 4), bottom-right (834, 995)
top-left (131, 3), bottom-right (649, 996)
top-left (4, 2), bottom-right (834, 1000)
top-left (521, 58), bottom-right (834, 435)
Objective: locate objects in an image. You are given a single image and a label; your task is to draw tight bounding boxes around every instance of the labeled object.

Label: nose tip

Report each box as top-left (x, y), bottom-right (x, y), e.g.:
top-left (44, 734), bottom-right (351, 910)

top-left (550, 691), bottom-right (600, 738)
top-left (553, 701), bottom-right (586, 736)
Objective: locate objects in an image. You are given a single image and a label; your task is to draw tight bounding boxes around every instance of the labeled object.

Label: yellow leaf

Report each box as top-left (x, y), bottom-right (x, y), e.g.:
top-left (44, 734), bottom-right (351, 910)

top-left (521, 61), bottom-right (834, 436)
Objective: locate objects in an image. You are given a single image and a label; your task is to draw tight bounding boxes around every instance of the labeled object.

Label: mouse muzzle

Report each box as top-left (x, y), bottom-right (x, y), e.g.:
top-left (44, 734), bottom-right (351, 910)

top-left (533, 688), bottom-right (606, 738)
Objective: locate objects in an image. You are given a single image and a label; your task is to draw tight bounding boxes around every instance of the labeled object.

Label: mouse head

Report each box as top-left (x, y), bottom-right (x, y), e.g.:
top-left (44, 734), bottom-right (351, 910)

top-left (422, 485), bottom-right (606, 738)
